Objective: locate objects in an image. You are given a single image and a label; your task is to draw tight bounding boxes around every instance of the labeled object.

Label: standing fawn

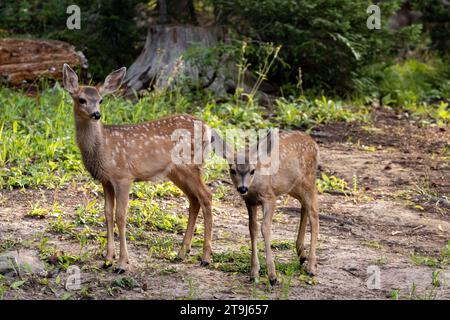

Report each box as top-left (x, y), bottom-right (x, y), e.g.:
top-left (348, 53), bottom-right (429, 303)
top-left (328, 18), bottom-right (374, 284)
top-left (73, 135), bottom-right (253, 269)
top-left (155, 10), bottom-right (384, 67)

top-left (62, 64), bottom-right (215, 273)
top-left (227, 130), bottom-right (319, 285)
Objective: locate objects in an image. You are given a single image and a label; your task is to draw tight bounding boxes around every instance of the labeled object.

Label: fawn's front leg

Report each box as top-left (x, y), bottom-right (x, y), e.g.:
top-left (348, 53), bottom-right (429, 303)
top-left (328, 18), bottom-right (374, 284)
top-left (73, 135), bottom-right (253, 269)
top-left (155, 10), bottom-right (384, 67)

top-left (178, 195), bottom-right (200, 260)
top-left (261, 199), bottom-right (277, 286)
top-left (102, 182), bottom-right (116, 267)
top-left (246, 202), bottom-right (260, 282)
top-left (113, 180), bottom-right (131, 274)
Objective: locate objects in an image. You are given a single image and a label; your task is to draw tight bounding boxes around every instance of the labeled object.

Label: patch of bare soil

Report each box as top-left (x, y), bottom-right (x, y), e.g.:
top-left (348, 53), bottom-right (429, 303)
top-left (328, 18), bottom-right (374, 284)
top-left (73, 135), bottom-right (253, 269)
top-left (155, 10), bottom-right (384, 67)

top-left (0, 107), bottom-right (449, 300)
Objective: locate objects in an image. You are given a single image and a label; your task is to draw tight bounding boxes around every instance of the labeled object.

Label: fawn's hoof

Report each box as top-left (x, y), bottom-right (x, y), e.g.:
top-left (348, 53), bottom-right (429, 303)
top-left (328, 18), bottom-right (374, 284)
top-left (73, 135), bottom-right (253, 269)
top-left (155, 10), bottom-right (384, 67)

top-left (114, 267), bottom-right (126, 274)
top-left (306, 265), bottom-right (316, 277)
top-left (174, 255), bottom-right (184, 262)
top-left (269, 277), bottom-right (278, 286)
top-left (200, 260), bottom-right (210, 267)
top-left (176, 252), bottom-right (186, 261)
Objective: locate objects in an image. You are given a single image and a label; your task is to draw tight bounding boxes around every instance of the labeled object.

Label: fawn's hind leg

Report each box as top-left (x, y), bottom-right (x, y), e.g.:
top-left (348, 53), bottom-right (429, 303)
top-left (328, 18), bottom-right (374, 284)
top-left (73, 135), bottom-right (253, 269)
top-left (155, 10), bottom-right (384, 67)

top-left (177, 193), bottom-right (201, 260)
top-left (295, 201), bottom-right (308, 264)
top-left (291, 182), bottom-right (319, 275)
top-left (170, 166), bottom-right (213, 266)
top-left (300, 185), bottom-right (319, 276)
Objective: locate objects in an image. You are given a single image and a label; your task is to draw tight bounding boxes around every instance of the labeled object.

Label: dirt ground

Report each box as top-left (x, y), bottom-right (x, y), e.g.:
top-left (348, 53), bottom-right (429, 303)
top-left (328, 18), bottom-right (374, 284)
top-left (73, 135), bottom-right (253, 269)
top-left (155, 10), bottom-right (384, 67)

top-left (0, 107), bottom-right (449, 300)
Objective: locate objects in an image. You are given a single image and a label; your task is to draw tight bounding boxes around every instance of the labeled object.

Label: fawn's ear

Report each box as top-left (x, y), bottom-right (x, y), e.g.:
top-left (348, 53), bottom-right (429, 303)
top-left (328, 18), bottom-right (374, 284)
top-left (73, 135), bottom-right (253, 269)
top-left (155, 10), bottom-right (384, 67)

top-left (250, 129), bottom-right (274, 159)
top-left (62, 64), bottom-right (79, 94)
top-left (99, 67), bottom-right (127, 96)
top-left (211, 129), bottom-right (235, 164)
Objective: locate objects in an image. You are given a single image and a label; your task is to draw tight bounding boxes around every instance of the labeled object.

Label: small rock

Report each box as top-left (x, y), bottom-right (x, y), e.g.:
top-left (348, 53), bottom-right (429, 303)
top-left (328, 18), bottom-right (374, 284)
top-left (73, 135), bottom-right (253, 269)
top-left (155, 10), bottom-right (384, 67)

top-left (0, 250), bottom-right (46, 276)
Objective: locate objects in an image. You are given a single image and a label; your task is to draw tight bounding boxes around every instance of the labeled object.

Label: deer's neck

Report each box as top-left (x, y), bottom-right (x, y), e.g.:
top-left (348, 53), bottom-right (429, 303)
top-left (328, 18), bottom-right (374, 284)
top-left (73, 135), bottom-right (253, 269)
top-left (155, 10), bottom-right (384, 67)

top-left (74, 118), bottom-right (106, 181)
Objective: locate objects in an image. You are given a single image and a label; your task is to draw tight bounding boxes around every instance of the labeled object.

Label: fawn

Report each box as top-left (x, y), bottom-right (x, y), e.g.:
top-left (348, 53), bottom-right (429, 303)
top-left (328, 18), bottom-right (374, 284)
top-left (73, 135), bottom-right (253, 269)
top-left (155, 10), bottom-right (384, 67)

top-left (62, 64), bottom-right (216, 273)
top-left (227, 129), bottom-right (319, 285)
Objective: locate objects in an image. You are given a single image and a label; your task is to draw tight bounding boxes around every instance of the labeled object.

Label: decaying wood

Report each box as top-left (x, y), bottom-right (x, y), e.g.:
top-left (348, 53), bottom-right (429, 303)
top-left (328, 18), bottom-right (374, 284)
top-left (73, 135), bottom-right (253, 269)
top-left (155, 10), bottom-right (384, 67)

top-left (0, 38), bottom-right (86, 86)
top-left (123, 25), bottom-right (223, 96)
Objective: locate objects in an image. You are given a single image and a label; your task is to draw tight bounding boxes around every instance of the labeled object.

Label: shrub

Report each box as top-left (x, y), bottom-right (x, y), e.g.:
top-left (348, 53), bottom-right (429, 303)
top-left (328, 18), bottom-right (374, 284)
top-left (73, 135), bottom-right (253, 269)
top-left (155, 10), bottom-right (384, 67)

top-left (360, 57), bottom-right (450, 106)
top-left (212, 0), bottom-right (416, 92)
top-left (412, 0), bottom-right (450, 55)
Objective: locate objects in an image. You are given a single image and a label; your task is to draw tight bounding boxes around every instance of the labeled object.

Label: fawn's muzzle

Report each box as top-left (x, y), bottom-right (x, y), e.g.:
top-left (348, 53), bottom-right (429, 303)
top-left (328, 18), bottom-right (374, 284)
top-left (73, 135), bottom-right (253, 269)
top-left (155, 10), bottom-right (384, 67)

top-left (237, 186), bottom-right (248, 194)
top-left (91, 111), bottom-right (101, 120)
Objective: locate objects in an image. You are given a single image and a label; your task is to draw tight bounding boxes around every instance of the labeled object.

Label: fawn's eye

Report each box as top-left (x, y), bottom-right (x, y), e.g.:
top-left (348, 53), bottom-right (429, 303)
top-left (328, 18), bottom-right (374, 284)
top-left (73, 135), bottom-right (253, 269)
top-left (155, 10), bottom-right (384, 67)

top-left (99, 99), bottom-right (103, 104)
top-left (230, 169), bottom-right (237, 175)
top-left (250, 169), bottom-right (255, 175)
top-left (79, 98), bottom-right (87, 104)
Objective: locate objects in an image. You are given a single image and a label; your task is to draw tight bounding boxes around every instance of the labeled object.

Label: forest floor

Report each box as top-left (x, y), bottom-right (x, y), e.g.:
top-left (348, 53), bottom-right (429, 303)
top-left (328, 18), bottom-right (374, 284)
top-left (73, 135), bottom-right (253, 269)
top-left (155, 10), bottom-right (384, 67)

top-left (0, 106), bottom-right (449, 300)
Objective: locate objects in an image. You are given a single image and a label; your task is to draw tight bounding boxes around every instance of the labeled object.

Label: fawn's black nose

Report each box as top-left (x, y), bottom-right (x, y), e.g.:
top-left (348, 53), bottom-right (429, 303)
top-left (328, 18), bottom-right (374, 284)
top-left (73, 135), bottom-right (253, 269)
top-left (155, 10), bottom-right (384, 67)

top-left (237, 186), bottom-right (248, 194)
top-left (91, 111), bottom-right (101, 120)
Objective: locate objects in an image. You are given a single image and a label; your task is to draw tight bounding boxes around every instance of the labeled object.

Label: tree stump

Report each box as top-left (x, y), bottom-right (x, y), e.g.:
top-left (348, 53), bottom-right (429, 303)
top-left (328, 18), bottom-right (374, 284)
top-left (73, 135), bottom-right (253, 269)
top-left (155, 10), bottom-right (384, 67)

top-left (122, 25), bottom-right (224, 97)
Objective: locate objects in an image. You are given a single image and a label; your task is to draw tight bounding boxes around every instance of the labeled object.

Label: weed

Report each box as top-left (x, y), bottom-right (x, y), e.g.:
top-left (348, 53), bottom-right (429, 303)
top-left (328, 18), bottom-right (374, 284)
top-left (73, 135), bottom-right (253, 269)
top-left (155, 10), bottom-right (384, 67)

top-left (431, 270), bottom-right (441, 288)
top-left (410, 253), bottom-right (439, 268)
top-left (37, 237), bottom-right (81, 270)
top-left (408, 281), bottom-right (438, 300)
top-left (0, 237), bottom-right (21, 252)
top-left (316, 173), bottom-right (350, 195)
top-left (48, 215), bottom-right (76, 236)
top-left (361, 240), bottom-right (383, 250)
top-left (390, 288), bottom-right (401, 300)
top-left (111, 276), bottom-right (139, 290)
top-left (26, 202), bottom-right (49, 219)
top-left (278, 268), bottom-right (294, 300)
top-left (271, 240), bottom-right (293, 251)
top-left (182, 276), bottom-right (199, 300)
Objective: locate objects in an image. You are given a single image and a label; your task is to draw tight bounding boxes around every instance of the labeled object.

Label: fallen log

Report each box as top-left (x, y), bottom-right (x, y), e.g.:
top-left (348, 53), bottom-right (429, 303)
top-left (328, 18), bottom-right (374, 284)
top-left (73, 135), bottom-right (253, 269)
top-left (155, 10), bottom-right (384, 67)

top-left (0, 38), bottom-right (87, 86)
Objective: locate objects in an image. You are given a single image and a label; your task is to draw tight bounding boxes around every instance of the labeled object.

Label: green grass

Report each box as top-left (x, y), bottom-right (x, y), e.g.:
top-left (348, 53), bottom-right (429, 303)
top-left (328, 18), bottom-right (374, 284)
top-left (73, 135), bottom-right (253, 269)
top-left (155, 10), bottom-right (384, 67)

top-left (0, 85), bottom-right (369, 191)
top-left (410, 241), bottom-right (450, 268)
top-left (275, 95), bottom-right (367, 129)
top-left (211, 246), bottom-right (306, 278)
top-left (128, 199), bottom-right (188, 234)
top-left (0, 237), bottom-right (22, 252)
